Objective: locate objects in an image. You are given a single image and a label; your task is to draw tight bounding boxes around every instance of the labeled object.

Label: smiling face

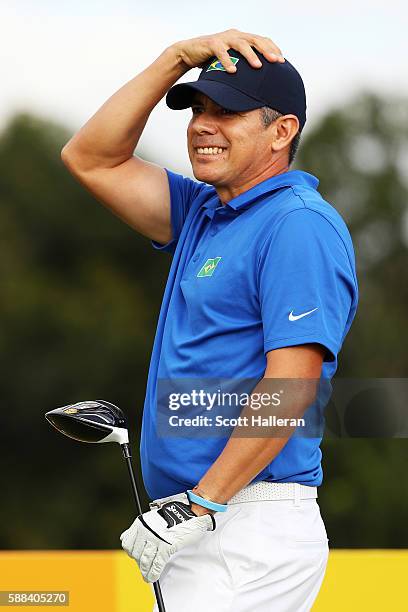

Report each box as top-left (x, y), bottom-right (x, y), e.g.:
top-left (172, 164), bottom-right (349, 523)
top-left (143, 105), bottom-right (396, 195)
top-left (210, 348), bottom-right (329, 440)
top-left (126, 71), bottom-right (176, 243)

top-left (187, 93), bottom-right (288, 203)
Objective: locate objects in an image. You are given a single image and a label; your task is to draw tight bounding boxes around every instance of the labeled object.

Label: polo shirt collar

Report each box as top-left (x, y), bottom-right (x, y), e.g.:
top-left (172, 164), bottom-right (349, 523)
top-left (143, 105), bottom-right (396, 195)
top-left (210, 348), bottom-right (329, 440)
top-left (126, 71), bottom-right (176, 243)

top-left (227, 170), bottom-right (319, 210)
top-left (202, 170), bottom-right (319, 212)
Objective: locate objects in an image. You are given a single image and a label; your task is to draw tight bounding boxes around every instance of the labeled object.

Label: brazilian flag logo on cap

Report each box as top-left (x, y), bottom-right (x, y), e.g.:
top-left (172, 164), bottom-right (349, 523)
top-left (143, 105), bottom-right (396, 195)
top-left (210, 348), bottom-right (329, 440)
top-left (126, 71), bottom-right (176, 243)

top-left (206, 57), bottom-right (239, 72)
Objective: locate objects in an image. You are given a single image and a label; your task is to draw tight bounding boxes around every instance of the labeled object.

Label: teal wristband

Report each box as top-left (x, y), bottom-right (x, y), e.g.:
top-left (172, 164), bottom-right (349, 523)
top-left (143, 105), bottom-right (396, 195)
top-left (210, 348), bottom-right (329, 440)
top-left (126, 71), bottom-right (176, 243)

top-left (187, 490), bottom-right (228, 513)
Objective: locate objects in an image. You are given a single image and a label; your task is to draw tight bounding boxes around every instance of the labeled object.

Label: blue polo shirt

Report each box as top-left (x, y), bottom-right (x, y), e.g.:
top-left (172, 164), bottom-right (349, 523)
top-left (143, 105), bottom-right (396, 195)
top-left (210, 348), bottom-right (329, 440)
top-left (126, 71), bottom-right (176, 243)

top-left (140, 169), bottom-right (358, 499)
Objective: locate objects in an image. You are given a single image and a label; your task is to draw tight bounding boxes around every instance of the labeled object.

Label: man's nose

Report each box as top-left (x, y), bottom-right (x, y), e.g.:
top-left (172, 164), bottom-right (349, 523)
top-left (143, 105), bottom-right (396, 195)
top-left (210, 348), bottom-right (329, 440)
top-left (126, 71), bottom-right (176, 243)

top-left (193, 113), bottom-right (218, 135)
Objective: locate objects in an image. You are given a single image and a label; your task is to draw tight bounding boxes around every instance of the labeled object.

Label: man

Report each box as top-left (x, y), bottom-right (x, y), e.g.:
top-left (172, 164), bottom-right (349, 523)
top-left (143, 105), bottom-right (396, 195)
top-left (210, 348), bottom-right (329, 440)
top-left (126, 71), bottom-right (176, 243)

top-left (61, 29), bottom-right (358, 611)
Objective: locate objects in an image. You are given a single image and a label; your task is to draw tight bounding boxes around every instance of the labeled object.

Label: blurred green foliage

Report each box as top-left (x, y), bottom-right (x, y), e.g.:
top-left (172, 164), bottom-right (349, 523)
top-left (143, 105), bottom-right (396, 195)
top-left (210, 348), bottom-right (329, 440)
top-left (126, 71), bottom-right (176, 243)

top-left (0, 113), bottom-right (171, 548)
top-left (0, 93), bottom-right (407, 549)
top-left (296, 92), bottom-right (408, 378)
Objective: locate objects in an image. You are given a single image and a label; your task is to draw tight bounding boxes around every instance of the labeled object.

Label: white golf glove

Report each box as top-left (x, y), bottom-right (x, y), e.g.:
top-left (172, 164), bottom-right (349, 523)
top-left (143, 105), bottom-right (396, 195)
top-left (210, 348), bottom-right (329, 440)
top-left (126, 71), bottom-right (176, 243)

top-left (120, 493), bottom-right (216, 583)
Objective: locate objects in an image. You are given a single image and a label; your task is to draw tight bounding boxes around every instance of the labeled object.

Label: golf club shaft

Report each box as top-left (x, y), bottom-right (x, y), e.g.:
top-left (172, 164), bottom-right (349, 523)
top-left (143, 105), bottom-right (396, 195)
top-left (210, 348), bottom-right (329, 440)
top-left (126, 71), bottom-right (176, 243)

top-left (123, 449), bottom-right (143, 514)
top-left (122, 444), bottom-right (166, 612)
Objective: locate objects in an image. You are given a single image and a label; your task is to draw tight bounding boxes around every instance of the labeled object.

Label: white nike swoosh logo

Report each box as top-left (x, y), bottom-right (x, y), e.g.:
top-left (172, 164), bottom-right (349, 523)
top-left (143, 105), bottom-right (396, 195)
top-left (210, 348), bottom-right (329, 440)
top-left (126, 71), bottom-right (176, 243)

top-left (288, 307), bottom-right (318, 321)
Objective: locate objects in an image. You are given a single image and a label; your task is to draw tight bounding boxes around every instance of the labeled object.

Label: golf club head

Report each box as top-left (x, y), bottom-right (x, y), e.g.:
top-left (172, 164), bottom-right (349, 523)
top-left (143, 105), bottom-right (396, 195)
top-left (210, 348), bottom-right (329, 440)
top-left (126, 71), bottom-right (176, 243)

top-left (45, 400), bottom-right (129, 445)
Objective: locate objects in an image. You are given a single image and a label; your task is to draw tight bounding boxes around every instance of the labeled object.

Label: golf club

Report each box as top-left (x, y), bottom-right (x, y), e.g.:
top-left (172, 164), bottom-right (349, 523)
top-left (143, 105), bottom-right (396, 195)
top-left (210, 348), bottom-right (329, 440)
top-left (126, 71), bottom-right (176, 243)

top-left (45, 400), bottom-right (166, 612)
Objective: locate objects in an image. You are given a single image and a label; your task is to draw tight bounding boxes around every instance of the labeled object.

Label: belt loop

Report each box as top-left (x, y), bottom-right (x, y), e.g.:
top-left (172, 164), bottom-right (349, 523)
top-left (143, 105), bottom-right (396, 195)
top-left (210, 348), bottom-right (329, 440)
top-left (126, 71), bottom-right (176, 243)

top-left (294, 483), bottom-right (301, 508)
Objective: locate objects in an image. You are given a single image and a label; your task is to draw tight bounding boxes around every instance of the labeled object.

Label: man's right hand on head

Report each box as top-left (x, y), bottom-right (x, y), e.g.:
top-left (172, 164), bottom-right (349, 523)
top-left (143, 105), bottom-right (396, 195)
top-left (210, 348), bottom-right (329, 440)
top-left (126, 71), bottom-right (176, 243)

top-left (171, 29), bottom-right (284, 74)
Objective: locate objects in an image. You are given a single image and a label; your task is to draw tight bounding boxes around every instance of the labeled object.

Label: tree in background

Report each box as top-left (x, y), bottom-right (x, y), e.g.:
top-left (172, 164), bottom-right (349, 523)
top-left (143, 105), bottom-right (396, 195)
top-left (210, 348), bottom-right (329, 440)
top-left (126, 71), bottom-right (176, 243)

top-left (0, 113), bottom-right (171, 548)
top-left (296, 92), bottom-right (408, 377)
top-left (0, 93), bottom-right (407, 548)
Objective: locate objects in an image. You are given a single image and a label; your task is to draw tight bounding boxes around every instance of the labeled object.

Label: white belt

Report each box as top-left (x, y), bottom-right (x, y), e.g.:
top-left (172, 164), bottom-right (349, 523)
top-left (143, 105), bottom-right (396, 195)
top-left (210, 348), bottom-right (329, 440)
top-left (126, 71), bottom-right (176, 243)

top-left (228, 481), bottom-right (318, 504)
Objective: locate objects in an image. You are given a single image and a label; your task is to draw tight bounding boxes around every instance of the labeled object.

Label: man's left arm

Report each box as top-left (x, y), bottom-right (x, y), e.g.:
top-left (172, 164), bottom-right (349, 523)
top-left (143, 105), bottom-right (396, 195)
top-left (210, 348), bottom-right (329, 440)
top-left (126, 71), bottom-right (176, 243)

top-left (189, 343), bottom-right (325, 515)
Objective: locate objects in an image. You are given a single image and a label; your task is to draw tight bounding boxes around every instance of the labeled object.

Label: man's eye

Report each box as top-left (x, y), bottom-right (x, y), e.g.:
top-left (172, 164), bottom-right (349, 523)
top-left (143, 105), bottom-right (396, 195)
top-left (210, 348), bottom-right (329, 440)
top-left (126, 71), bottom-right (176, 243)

top-left (191, 107), bottom-right (203, 115)
top-left (221, 108), bottom-right (236, 115)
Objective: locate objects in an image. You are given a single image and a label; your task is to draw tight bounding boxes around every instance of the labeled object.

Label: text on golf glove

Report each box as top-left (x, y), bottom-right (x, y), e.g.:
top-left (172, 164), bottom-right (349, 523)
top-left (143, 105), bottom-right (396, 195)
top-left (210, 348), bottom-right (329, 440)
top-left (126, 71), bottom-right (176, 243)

top-left (120, 494), bottom-right (216, 583)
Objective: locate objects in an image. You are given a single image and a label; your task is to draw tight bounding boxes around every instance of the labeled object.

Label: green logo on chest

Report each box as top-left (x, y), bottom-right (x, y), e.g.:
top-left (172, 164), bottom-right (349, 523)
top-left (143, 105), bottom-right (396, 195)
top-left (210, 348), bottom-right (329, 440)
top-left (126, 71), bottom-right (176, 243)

top-left (197, 257), bottom-right (222, 277)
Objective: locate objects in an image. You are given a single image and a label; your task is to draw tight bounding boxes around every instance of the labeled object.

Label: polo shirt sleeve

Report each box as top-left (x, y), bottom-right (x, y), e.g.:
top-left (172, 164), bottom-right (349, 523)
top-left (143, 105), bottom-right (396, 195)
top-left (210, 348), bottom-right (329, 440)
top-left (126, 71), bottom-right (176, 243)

top-left (257, 208), bottom-right (357, 362)
top-left (151, 169), bottom-right (204, 255)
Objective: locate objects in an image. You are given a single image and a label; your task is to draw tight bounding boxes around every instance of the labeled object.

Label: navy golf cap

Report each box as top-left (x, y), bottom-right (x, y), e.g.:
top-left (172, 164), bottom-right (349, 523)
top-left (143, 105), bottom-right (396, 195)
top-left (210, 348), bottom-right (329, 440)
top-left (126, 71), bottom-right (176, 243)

top-left (166, 49), bottom-right (307, 131)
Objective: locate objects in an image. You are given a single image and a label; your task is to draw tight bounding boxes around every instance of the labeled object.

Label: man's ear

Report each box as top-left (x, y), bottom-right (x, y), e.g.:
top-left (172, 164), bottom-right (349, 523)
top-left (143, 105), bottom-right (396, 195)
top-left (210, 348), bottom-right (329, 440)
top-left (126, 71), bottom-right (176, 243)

top-left (270, 115), bottom-right (299, 154)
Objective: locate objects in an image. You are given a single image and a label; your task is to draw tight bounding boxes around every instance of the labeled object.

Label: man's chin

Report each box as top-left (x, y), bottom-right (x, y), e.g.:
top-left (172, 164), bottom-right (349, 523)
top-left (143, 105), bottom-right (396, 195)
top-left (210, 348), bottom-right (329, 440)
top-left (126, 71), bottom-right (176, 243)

top-left (191, 166), bottom-right (222, 186)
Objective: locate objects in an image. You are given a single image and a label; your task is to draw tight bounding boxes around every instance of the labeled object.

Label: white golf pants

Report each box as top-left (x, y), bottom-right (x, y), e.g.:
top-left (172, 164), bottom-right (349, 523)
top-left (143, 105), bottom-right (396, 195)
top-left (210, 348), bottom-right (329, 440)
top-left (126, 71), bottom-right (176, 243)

top-left (152, 496), bottom-right (329, 612)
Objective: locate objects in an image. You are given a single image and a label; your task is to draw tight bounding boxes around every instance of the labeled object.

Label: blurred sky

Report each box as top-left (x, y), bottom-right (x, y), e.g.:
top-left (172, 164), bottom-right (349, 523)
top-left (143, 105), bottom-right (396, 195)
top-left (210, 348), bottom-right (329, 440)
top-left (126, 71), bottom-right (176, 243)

top-left (3, 0), bottom-right (408, 174)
